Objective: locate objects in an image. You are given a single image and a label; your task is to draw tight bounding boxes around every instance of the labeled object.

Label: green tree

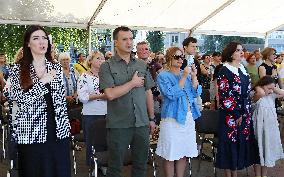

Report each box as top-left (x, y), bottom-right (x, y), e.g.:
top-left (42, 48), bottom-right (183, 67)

top-left (132, 30), bottom-right (138, 39)
top-left (90, 28), bottom-right (112, 54)
top-left (146, 31), bottom-right (164, 53)
top-left (0, 24), bottom-right (27, 62)
top-left (46, 27), bottom-right (88, 53)
top-left (202, 35), bottom-right (264, 54)
top-left (0, 24), bottom-right (88, 62)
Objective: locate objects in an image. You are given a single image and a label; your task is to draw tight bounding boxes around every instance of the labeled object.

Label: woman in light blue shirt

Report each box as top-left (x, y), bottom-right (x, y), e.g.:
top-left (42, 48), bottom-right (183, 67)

top-left (156, 47), bottom-right (202, 177)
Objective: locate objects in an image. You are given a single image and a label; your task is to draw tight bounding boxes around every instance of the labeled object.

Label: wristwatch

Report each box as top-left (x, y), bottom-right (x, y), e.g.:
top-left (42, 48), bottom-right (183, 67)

top-left (149, 116), bottom-right (157, 124)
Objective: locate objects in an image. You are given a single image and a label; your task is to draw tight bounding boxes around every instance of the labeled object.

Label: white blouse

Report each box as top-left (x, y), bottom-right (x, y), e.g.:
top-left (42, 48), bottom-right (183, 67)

top-left (77, 73), bottom-right (107, 115)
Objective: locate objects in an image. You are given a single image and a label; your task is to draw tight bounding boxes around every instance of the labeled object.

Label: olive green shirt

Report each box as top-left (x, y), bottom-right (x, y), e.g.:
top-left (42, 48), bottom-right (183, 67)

top-left (246, 65), bottom-right (260, 86)
top-left (99, 54), bottom-right (155, 128)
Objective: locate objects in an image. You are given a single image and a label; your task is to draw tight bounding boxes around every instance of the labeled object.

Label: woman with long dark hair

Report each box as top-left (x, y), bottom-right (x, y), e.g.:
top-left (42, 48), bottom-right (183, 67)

top-left (8, 25), bottom-right (71, 177)
top-left (216, 42), bottom-right (259, 177)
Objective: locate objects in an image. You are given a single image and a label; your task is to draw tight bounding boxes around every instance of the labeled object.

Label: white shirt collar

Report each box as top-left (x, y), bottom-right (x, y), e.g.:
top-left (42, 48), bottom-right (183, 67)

top-left (223, 63), bottom-right (248, 76)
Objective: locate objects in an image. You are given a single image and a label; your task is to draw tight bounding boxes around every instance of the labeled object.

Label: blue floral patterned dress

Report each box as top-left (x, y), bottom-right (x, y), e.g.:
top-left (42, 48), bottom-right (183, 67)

top-left (216, 63), bottom-right (259, 170)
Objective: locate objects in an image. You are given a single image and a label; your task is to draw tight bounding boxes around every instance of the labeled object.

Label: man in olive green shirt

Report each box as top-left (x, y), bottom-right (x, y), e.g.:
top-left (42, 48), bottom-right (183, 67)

top-left (99, 26), bottom-right (156, 177)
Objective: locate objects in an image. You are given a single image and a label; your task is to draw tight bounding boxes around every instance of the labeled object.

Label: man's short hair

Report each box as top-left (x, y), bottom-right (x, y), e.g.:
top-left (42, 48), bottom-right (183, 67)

top-left (136, 41), bottom-right (150, 51)
top-left (137, 41), bottom-right (148, 46)
top-left (78, 53), bottom-right (84, 58)
top-left (182, 37), bottom-right (197, 47)
top-left (136, 41), bottom-right (149, 48)
top-left (113, 26), bottom-right (132, 40)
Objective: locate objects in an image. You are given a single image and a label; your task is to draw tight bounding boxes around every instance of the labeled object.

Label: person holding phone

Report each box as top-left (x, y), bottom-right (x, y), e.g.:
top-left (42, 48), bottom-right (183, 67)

top-left (182, 37), bottom-right (201, 77)
top-left (7, 25), bottom-right (71, 177)
top-left (156, 47), bottom-right (201, 177)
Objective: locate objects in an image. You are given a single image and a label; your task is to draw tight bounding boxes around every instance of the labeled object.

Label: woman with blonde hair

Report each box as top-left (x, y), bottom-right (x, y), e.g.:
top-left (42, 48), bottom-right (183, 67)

top-left (156, 47), bottom-right (201, 177)
top-left (77, 51), bottom-right (107, 170)
top-left (258, 47), bottom-right (277, 80)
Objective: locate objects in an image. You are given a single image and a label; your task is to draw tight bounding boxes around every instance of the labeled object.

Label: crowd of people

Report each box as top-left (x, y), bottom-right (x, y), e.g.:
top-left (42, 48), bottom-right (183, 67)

top-left (0, 24), bottom-right (284, 177)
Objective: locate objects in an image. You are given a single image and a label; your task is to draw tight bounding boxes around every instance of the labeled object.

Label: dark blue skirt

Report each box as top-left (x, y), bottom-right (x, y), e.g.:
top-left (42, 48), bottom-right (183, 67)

top-left (18, 138), bottom-right (71, 177)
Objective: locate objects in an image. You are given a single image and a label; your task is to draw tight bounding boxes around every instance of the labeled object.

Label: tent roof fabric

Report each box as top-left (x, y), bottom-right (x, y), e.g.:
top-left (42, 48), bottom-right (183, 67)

top-left (1, 0), bottom-right (283, 37)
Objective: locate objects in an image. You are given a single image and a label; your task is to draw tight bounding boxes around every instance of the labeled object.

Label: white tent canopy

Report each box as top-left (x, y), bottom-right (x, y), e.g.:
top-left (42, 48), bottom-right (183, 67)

top-left (1, 0), bottom-right (284, 38)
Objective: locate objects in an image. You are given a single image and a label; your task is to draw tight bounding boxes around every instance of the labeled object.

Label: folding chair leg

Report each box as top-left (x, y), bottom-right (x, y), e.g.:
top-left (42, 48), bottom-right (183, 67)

top-left (2, 125), bottom-right (5, 160)
top-left (188, 157), bottom-right (192, 177)
top-left (89, 145), bottom-right (98, 177)
top-left (212, 147), bottom-right (217, 177)
top-left (94, 160), bottom-right (98, 177)
top-left (149, 147), bottom-right (157, 177)
top-left (197, 134), bottom-right (205, 172)
top-left (6, 160), bottom-right (13, 177)
top-left (71, 136), bottom-right (77, 175)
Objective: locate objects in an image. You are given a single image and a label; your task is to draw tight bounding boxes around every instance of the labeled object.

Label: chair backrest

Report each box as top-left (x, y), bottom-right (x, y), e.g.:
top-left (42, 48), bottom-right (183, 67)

top-left (88, 118), bottom-right (107, 152)
top-left (195, 110), bottom-right (219, 135)
top-left (200, 89), bottom-right (210, 103)
top-left (88, 118), bottom-right (133, 165)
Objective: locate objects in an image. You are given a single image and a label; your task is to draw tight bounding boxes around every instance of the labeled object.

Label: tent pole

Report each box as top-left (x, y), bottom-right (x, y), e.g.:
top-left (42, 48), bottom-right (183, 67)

top-left (188, 29), bottom-right (194, 37)
top-left (88, 26), bottom-right (92, 54)
top-left (87, 0), bottom-right (108, 26)
top-left (264, 32), bottom-right (269, 48)
top-left (111, 30), bottom-right (115, 54)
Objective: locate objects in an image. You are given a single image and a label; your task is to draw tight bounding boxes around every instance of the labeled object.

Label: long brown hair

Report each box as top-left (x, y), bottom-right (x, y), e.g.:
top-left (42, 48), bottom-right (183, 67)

top-left (261, 47), bottom-right (276, 60)
top-left (19, 25), bottom-right (53, 91)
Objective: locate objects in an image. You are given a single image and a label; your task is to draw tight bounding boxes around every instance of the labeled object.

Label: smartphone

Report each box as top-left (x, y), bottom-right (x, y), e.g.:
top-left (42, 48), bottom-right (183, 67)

top-left (187, 55), bottom-right (194, 67)
top-left (181, 55), bottom-right (194, 70)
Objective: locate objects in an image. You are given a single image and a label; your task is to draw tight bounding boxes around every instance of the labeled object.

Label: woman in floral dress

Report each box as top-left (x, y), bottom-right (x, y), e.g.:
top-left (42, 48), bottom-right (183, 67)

top-left (216, 42), bottom-right (259, 177)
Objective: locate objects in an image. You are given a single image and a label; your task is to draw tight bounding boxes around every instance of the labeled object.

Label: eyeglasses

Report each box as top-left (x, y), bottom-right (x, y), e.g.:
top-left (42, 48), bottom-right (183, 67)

top-left (173, 55), bottom-right (185, 60)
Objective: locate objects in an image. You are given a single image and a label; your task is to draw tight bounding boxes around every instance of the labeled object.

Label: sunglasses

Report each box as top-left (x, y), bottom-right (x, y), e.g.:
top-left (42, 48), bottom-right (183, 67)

top-left (173, 55), bottom-right (185, 60)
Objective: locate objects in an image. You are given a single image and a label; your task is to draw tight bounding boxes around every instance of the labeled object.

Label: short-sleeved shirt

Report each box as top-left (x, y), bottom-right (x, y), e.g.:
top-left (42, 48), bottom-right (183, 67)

top-left (73, 61), bottom-right (89, 75)
top-left (99, 54), bottom-right (155, 128)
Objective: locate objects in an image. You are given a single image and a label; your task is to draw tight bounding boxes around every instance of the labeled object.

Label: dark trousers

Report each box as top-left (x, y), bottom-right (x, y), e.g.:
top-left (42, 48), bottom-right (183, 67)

top-left (106, 126), bottom-right (149, 177)
top-left (82, 115), bottom-right (105, 166)
top-left (18, 138), bottom-right (71, 177)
